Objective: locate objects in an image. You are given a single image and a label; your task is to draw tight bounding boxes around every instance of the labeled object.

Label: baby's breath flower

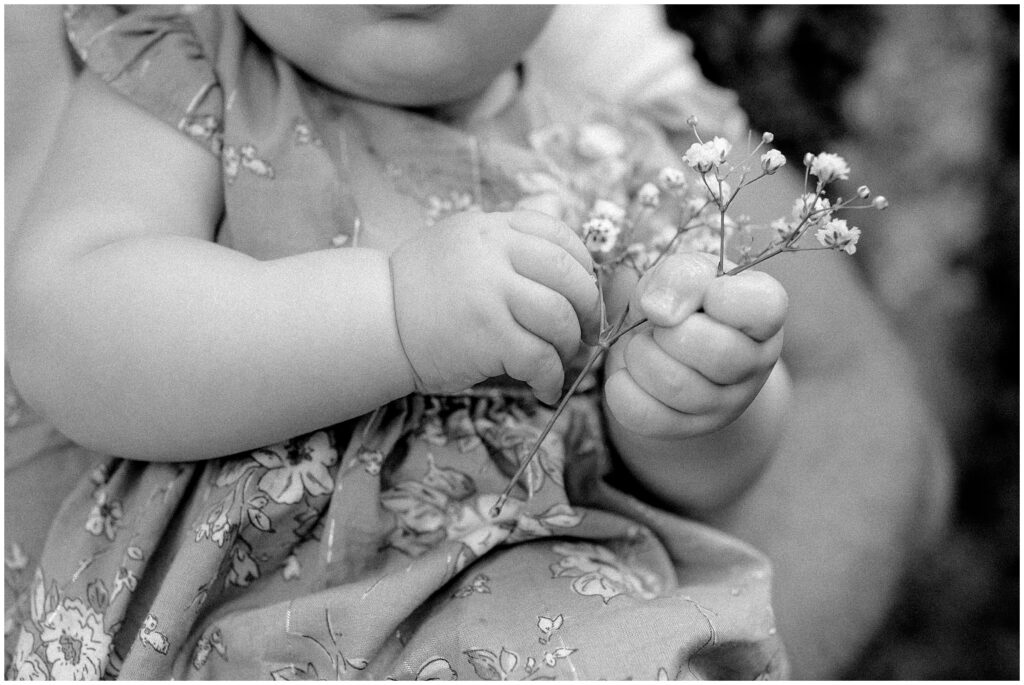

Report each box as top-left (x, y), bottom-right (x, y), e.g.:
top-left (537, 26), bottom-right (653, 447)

top-left (872, 195), bottom-right (889, 210)
top-left (581, 217), bottom-right (620, 254)
top-left (682, 137), bottom-right (732, 173)
top-left (771, 217), bottom-right (796, 240)
top-left (710, 137), bottom-right (732, 163)
top-left (686, 115), bottom-right (699, 128)
top-left (590, 199), bottom-right (626, 225)
top-left (792, 193), bottom-right (832, 224)
top-left (656, 167), bottom-right (687, 193)
top-left (803, 152), bottom-right (816, 167)
top-left (857, 185), bottom-right (871, 199)
top-left (683, 142), bottom-right (716, 173)
top-left (636, 182), bottom-right (660, 208)
top-left (815, 218), bottom-right (861, 255)
top-left (760, 149), bottom-right (787, 174)
top-left (809, 153), bottom-right (851, 185)
top-left (761, 131), bottom-right (775, 144)
top-left (575, 123), bottom-right (627, 160)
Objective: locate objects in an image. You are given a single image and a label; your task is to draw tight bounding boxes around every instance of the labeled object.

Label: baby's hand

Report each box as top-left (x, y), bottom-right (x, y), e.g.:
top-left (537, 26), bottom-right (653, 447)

top-left (390, 210), bottom-right (601, 403)
top-left (604, 252), bottom-right (788, 438)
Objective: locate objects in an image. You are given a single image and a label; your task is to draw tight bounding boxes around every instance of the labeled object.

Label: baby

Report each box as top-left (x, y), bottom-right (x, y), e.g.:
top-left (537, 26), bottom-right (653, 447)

top-left (7, 6), bottom-right (789, 680)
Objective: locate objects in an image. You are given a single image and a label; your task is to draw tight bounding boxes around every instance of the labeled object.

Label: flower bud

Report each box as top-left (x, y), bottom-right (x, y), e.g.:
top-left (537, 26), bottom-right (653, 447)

top-left (657, 166), bottom-right (687, 191)
top-left (761, 131), bottom-right (775, 145)
top-left (581, 217), bottom-right (620, 254)
top-left (803, 152), bottom-right (816, 167)
top-left (872, 195), bottom-right (889, 210)
top-left (637, 182), bottom-right (661, 208)
top-left (760, 149), bottom-right (787, 174)
top-left (857, 185), bottom-right (871, 199)
top-left (686, 115), bottom-right (699, 128)
top-left (590, 199), bottom-right (626, 225)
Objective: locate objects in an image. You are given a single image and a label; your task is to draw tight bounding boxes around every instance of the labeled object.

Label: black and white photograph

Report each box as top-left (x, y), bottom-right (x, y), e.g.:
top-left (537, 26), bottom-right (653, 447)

top-left (5, 4), bottom-right (1018, 680)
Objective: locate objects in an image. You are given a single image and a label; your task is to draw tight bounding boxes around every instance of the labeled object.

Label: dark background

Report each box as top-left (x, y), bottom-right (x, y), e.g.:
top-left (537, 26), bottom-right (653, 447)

top-left (667, 5), bottom-right (1019, 679)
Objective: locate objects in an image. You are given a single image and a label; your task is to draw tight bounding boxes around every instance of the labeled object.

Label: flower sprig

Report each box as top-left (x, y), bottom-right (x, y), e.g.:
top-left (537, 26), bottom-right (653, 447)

top-left (491, 117), bottom-right (888, 516)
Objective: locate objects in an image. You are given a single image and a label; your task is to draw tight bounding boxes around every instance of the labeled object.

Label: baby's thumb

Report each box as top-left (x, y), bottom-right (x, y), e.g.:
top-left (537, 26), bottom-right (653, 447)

top-left (634, 252), bottom-right (719, 327)
top-left (514, 192), bottom-right (564, 220)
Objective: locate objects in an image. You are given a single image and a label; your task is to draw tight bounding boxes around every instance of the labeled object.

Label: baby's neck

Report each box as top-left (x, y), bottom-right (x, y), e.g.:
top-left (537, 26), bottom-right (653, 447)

top-left (410, 67), bottom-right (522, 129)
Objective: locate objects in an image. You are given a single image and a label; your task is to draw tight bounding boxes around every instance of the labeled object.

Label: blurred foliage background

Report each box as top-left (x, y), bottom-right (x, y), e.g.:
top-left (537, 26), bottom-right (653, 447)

top-left (666, 5), bottom-right (1019, 679)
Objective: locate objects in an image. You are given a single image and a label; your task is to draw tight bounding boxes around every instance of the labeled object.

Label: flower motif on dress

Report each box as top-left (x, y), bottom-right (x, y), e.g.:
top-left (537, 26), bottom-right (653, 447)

top-left (271, 662), bottom-right (319, 680)
top-left (179, 113), bottom-right (223, 154)
top-left (84, 491), bottom-right (122, 541)
top-left (38, 596), bottom-right (111, 679)
top-left (11, 629), bottom-right (48, 680)
top-left (252, 430), bottom-right (338, 505)
top-left (293, 119), bottom-right (323, 147)
top-left (509, 503), bottom-right (584, 543)
top-left (452, 573), bottom-right (491, 599)
top-left (381, 455), bottom-right (520, 569)
top-left (221, 143), bottom-right (275, 183)
top-left (109, 567), bottom-right (138, 605)
top-left (225, 542), bottom-right (260, 588)
top-left (194, 502), bottom-right (233, 547)
top-left (415, 657), bottom-right (458, 680)
top-left (536, 614), bottom-right (564, 645)
top-left (357, 448), bottom-right (385, 475)
top-left (486, 407), bottom-right (569, 496)
top-left (464, 640), bottom-right (577, 680)
top-left (191, 626), bottom-right (227, 670)
top-left (281, 553), bottom-right (302, 581)
top-left (549, 542), bottom-right (661, 604)
top-left (425, 191), bottom-right (479, 227)
top-left (137, 613), bottom-right (169, 655)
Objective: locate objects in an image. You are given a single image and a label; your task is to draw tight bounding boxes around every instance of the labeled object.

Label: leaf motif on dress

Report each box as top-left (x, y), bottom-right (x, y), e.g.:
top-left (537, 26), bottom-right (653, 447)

top-left (271, 662), bottom-right (319, 680)
top-left (85, 579), bottom-right (108, 614)
top-left (415, 656), bottom-right (458, 680)
top-left (463, 649), bottom-right (504, 680)
top-left (549, 541), bottom-right (661, 604)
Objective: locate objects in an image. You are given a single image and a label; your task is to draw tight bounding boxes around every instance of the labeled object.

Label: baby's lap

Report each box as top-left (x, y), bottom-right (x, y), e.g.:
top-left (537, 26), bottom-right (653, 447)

top-left (188, 537), bottom-right (782, 680)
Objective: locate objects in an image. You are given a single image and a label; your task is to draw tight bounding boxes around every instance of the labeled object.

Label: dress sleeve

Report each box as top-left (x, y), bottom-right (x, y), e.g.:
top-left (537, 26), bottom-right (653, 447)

top-left (63, 5), bottom-right (224, 156)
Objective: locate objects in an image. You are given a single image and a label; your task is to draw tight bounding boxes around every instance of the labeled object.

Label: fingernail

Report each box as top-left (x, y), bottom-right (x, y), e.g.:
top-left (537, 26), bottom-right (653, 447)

top-left (641, 287), bottom-right (678, 320)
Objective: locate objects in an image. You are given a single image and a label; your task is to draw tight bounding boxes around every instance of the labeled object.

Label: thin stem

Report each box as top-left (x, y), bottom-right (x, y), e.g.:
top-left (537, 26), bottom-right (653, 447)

top-left (490, 344), bottom-right (607, 517)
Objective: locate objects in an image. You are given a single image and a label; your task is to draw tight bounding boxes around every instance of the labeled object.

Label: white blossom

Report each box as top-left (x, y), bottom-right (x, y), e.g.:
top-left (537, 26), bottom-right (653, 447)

top-left (590, 199), bottom-right (626, 225)
top-left (636, 182), bottom-right (660, 208)
top-left (792, 193), bottom-right (832, 224)
top-left (682, 136), bottom-right (731, 173)
top-left (760, 149), bottom-right (787, 174)
top-left (771, 217), bottom-right (796, 240)
top-left (810, 152), bottom-right (851, 184)
top-left (581, 217), bottom-right (620, 254)
top-left (815, 218), bottom-right (861, 255)
top-left (656, 166), bottom-right (687, 192)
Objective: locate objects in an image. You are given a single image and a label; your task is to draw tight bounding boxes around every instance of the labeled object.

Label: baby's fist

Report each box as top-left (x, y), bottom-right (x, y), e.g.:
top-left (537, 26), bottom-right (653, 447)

top-left (605, 252), bottom-right (788, 437)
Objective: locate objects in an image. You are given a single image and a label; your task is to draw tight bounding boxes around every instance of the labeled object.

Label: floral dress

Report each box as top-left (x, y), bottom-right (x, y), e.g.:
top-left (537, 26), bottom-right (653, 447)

top-left (6, 6), bottom-right (787, 680)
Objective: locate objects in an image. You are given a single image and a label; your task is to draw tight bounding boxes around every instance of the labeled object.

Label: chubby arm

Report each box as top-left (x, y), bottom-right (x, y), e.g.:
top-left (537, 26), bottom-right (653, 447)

top-left (7, 70), bottom-right (417, 461)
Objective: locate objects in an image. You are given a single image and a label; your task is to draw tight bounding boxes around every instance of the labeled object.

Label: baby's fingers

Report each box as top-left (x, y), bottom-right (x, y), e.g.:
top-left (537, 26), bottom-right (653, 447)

top-left (509, 279), bottom-right (582, 364)
top-left (652, 312), bottom-right (780, 385)
top-left (502, 331), bottom-right (564, 406)
top-left (507, 232), bottom-right (601, 345)
top-left (703, 270), bottom-right (789, 342)
top-left (507, 210), bottom-right (593, 274)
